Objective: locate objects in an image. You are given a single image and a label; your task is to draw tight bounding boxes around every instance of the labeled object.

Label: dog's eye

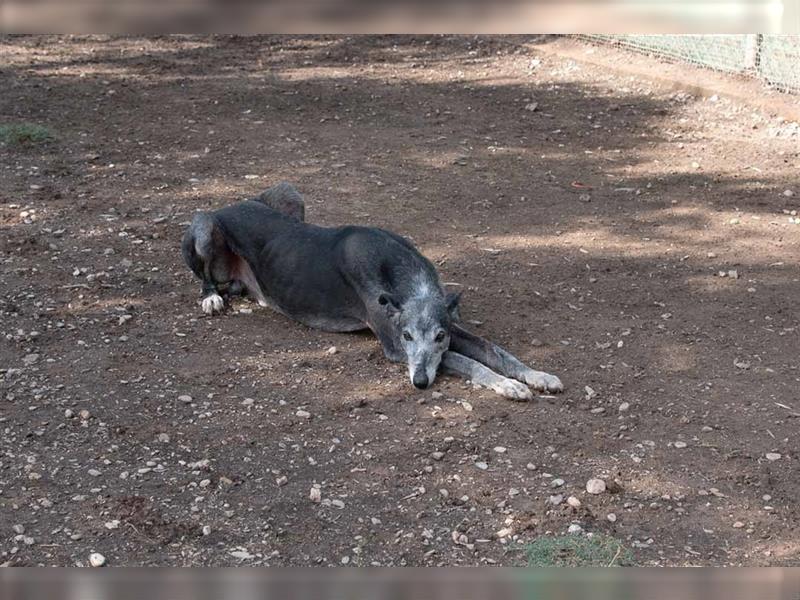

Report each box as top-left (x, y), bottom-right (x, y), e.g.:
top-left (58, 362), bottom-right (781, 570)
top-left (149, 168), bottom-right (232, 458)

top-left (435, 331), bottom-right (446, 343)
top-left (403, 331), bottom-right (413, 341)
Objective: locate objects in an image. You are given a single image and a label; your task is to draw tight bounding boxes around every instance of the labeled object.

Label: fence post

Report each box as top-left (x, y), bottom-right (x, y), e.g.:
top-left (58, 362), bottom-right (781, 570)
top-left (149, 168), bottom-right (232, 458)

top-left (743, 34), bottom-right (761, 71)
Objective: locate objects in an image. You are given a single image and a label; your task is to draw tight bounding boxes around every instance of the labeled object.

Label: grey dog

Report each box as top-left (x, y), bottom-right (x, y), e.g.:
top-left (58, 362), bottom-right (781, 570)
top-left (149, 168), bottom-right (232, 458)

top-left (182, 183), bottom-right (562, 400)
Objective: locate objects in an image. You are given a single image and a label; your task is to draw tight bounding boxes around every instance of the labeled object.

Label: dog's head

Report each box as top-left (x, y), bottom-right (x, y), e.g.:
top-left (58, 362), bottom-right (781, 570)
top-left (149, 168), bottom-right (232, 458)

top-left (378, 291), bottom-right (461, 389)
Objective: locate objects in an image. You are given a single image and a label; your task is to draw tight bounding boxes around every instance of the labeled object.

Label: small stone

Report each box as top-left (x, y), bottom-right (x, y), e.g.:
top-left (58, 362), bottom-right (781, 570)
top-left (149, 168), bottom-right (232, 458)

top-left (326, 346), bottom-right (338, 355)
top-left (202, 525), bottom-right (212, 536)
top-left (566, 496), bottom-right (581, 508)
top-left (331, 499), bottom-right (345, 509)
top-left (276, 475), bottom-right (288, 486)
top-left (618, 402), bottom-right (630, 413)
top-left (157, 433), bottom-right (170, 443)
top-left (567, 523), bottom-right (583, 534)
top-left (607, 513), bottom-right (617, 523)
top-left (431, 391), bottom-right (444, 399)
top-left (674, 441), bottom-right (687, 449)
top-left (765, 453), bottom-right (781, 461)
top-left (12, 524), bottom-right (25, 535)
top-left (691, 161), bottom-right (700, 169)
top-left (309, 486), bottom-right (322, 503)
top-left (89, 552), bottom-right (106, 567)
top-left (431, 451), bottom-right (445, 461)
top-left (701, 426), bottom-right (713, 432)
top-left (526, 463), bottom-right (537, 471)
top-left (22, 353), bottom-right (40, 366)
top-left (496, 527), bottom-right (514, 538)
top-left (104, 520), bottom-right (120, 530)
top-left (296, 409), bottom-right (311, 419)
top-left (242, 398), bottom-right (255, 406)
top-left (586, 478), bottom-right (606, 494)
top-left (733, 521), bottom-right (745, 529)
top-left (178, 395), bottom-right (192, 404)
top-left (524, 102), bottom-right (539, 112)
top-left (531, 338), bottom-right (543, 347)
top-left (493, 446), bottom-right (507, 454)
top-left (549, 494), bottom-right (564, 505)
top-left (64, 409), bottom-right (74, 418)
top-left (551, 478), bottom-right (565, 488)
top-left (79, 409), bottom-right (91, 421)
top-left (475, 461), bottom-right (488, 470)
top-left (783, 189), bottom-right (795, 198)
top-left (340, 556), bottom-right (350, 565)
top-left (88, 469), bottom-right (102, 477)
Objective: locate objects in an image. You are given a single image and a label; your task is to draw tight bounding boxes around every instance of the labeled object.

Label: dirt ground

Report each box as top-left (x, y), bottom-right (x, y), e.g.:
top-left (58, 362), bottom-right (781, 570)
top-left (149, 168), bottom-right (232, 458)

top-left (1, 35), bottom-right (799, 567)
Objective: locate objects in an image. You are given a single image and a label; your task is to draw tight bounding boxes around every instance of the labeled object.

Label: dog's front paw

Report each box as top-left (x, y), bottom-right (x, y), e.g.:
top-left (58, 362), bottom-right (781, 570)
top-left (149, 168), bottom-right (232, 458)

top-left (524, 370), bottom-right (563, 393)
top-left (201, 293), bottom-right (225, 315)
top-left (491, 378), bottom-right (534, 401)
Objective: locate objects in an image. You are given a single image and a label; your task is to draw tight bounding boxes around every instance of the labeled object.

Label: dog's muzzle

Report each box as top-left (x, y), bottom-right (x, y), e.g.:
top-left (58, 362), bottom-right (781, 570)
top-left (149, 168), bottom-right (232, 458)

top-left (412, 372), bottom-right (430, 389)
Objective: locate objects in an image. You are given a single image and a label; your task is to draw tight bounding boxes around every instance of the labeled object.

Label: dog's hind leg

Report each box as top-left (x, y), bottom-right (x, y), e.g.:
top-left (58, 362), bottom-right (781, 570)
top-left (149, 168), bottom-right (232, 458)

top-left (253, 182), bottom-right (305, 222)
top-left (182, 213), bottom-right (237, 315)
top-left (449, 324), bottom-right (563, 393)
top-left (441, 351), bottom-right (533, 401)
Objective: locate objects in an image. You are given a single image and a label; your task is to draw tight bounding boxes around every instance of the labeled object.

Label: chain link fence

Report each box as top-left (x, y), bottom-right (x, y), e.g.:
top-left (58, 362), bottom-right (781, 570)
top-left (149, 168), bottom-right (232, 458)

top-left (578, 35), bottom-right (800, 95)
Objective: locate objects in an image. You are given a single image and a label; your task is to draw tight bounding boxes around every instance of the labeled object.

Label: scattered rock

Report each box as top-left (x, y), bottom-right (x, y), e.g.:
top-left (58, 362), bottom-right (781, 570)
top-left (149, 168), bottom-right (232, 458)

top-left (586, 478), bottom-right (606, 495)
top-left (733, 521), bottom-right (745, 529)
top-left (475, 461), bottom-right (488, 470)
top-left (549, 494), bottom-right (564, 505)
top-left (607, 513), bottom-right (617, 523)
top-left (493, 446), bottom-right (507, 454)
top-left (551, 478), bottom-right (565, 488)
top-left (178, 395), bottom-right (192, 404)
top-left (783, 189), bottom-right (795, 198)
top-left (618, 402), bottom-right (630, 413)
top-left (431, 451), bottom-right (445, 461)
top-left (496, 527), bottom-right (513, 538)
top-left (326, 346), bottom-right (338, 355)
top-left (89, 552), bottom-right (106, 567)
top-left (309, 486), bottom-right (322, 503)
top-left (22, 353), bottom-right (40, 366)
top-left (674, 441), bottom-right (687, 449)
top-left (566, 496), bottom-right (581, 508)
top-left (296, 409), bottom-right (311, 419)
top-left (567, 523), bottom-right (583, 534)
top-left (765, 453), bottom-right (782, 461)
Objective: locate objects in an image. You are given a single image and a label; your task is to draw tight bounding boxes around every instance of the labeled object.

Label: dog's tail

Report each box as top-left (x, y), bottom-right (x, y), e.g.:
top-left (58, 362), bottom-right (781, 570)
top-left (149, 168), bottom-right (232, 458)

top-left (253, 182), bottom-right (305, 222)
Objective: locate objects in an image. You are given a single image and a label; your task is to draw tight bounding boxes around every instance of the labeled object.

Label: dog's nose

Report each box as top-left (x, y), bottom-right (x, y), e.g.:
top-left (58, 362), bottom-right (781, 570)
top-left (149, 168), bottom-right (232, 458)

top-left (412, 373), bottom-right (429, 389)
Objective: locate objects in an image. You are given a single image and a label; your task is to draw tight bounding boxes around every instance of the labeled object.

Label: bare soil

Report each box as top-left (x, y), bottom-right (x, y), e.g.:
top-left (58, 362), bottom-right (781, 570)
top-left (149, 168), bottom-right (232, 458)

top-left (1, 35), bottom-right (799, 567)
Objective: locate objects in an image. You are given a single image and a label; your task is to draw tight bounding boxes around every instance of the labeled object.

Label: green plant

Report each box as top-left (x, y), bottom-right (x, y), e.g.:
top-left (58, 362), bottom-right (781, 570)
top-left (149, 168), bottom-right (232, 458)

top-left (0, 123), bottom-right (54, 146)
top-left (526, 533), bottom-right (634, 567)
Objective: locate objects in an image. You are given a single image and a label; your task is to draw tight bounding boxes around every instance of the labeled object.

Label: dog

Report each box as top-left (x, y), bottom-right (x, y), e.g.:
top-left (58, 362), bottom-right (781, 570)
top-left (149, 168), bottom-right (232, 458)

top-left (182, 183), bottom-right (562, 400)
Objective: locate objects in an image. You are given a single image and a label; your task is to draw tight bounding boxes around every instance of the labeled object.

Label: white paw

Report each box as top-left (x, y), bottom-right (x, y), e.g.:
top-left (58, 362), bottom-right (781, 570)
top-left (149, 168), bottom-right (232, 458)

top-left (201, 293), bottom-right (224, 315)
top-left (492, 378), bottom-right (534, 401)
top-left (524, 370), bottom-right (563, 393)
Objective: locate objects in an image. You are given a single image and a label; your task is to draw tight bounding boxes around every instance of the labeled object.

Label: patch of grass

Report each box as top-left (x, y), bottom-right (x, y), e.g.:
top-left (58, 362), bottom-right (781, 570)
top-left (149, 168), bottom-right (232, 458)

top-left (0, 123), bottom-right (54, 146)
top-left (526, 533), bottom-right (634, 567)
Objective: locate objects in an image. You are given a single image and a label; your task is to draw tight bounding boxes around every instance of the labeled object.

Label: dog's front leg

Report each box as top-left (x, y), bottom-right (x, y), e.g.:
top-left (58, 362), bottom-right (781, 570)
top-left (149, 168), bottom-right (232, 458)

top-left (449, 324), bottom-right (563, 393)
top-left (441, 351), bottom-right (533, 401)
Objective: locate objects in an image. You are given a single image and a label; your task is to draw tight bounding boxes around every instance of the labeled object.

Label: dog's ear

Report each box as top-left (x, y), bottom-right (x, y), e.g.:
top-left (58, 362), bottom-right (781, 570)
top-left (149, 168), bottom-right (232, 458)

top-left (445, 291), bottom-right (462, 322)
top-left (378, 292), bottom-right (401, 316)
